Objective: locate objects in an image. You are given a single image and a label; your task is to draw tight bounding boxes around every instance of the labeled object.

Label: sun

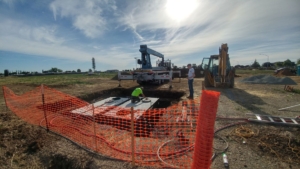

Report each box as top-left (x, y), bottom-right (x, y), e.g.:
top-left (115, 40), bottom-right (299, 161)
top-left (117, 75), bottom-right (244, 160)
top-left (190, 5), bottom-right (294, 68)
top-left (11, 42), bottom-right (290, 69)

top-left (165, 0), bottom-right (199, 22)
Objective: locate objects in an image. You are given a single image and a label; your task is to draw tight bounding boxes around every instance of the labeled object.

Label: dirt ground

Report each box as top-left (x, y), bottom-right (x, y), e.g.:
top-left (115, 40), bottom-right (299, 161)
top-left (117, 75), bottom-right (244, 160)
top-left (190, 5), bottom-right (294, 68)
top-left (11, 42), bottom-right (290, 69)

top-left (0, 75), bottom-right (300, 169)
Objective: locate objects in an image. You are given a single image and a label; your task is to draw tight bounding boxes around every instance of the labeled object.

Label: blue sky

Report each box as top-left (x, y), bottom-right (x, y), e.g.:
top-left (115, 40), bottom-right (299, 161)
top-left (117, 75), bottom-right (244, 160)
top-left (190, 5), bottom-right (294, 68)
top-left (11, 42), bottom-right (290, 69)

top-left (0, 0), bottom-right (299, 72)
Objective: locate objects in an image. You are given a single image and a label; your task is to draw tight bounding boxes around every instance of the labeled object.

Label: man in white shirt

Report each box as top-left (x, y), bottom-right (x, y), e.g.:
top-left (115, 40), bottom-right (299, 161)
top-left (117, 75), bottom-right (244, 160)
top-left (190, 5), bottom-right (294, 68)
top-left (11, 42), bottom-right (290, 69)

top-left (187, 64), bottom-right (195, 99)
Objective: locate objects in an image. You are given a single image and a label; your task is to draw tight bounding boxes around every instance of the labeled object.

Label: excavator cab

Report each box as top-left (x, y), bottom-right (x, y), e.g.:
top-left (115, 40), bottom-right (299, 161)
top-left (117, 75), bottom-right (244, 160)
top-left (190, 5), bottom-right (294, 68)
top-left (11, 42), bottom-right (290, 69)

top-left (201, 44), bottom-right (235, 88)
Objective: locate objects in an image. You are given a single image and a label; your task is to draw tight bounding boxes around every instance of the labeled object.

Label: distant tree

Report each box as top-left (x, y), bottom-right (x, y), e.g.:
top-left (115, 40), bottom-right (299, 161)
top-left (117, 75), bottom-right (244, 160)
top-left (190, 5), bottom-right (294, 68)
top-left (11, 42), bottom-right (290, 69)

top-left (291, 62), bottom-right (296, 67)
top-left (173, 66), bottom-right (178, 70)
top-left (48, 67), bottom-right (62, 72)
top-left (4, 69), bottom-right (9, 76)
top-left (20, 71), bottom-right (30, 74)
top-left (182, 66), bottom-right (186, 69)
top-left (283, 59), bottom-right (294, 67)
top-left (89, 69), bottom-right (92, 72)
top-left (275, 62), bottom-right (284, 67)
top-left (297, 58), bottom-right (300, 64)
top-left (92, 57), bottom-right (96, 72)
top-left (251, 59), bottom-right (260, 68)
top-left (262, 62), bottom-right (274, 68)
top-left (50, 67), bottom-right (57, 72)
top-left (192, 63), bottom-right (197, 69)
top-left (77, 69), bottom-right (81, 73)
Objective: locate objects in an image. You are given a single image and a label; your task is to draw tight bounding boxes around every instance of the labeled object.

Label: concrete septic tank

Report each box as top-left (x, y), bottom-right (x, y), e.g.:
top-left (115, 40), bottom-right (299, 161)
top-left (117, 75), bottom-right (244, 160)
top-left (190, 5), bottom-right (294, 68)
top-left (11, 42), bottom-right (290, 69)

top-left (71, 97), bottom-right (160, 136)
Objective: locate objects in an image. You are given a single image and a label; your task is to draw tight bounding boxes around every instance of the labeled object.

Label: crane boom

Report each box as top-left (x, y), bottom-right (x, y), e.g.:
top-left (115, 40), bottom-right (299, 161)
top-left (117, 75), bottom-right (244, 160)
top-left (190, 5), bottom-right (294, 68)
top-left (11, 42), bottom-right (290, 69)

top-left (118, 44), bottom-right (181, 87)
top-left (139, 45), bottom-right (164, 69)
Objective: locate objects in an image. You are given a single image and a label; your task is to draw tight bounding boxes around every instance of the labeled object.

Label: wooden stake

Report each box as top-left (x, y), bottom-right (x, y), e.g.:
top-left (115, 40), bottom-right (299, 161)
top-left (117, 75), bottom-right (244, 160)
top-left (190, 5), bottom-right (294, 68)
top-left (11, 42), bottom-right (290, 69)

top-left (131, 107), bottom-right (135, 167)
top-left (41, 84), bottom-right (49, 132)
top-left (92, 104), bottom-right (98, 151)
top-left (2, 86), bottom-right (8, 112)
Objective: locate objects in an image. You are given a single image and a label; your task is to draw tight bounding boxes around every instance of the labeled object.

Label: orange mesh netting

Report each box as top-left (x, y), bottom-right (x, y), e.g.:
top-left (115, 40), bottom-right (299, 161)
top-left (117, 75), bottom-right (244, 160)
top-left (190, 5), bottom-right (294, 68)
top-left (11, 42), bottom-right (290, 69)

top-left (3, 85), bottom-right (220, 168)
top-left (192, 90), bottom-right (220, 169)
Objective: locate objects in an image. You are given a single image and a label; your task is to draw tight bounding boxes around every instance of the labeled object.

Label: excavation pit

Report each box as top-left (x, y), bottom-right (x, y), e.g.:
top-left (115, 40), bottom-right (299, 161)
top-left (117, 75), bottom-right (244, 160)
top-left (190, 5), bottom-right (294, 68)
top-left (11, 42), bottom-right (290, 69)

top-left (79, 88), bottom-right (185, 109)
top-left (74, 88), bottom-right (186, 137)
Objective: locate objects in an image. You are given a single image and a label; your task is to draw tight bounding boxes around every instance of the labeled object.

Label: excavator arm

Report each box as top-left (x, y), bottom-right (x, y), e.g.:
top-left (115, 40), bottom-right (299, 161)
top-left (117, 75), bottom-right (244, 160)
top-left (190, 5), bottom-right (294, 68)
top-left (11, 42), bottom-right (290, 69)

top-left (202, 43), bottom-right (234, 88)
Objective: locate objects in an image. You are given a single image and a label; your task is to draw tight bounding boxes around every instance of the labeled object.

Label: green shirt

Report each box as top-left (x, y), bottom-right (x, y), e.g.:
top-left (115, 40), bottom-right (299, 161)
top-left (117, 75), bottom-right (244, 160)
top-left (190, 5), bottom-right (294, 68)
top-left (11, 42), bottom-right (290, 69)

top-left (132, 88), bottom-right (143, 96)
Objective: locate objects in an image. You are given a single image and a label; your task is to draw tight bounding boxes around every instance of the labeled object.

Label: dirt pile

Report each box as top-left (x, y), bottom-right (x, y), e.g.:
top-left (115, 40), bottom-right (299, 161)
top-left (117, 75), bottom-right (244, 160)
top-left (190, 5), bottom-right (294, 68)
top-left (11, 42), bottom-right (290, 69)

top-left (275, 68), bottom-right (296, 76)
top-left (240, 75), bottom-right (297, 85)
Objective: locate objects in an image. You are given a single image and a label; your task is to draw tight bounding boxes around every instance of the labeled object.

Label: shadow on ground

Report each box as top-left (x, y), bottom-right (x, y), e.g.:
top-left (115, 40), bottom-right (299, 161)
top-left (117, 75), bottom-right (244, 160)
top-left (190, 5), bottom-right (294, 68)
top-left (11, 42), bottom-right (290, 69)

top-left (208, 87), bottom-right (269, 115)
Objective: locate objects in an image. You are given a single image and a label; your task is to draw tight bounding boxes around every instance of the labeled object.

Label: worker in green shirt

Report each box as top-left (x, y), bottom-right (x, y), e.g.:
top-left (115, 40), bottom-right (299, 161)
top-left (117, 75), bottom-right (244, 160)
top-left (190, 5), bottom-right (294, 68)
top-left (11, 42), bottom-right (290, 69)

top-left (131, 87), bottom-right (146, 103)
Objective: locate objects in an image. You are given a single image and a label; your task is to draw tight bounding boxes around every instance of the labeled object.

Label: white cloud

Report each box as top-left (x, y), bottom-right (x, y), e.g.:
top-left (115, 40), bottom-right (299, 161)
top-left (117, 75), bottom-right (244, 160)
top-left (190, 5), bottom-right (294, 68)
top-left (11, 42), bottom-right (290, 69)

top-left (50, 0), bottom-right (117, 38)
top-left (116, 0), bottom-right (300, 66)
top-left (0, 17), bottom-right (135, 69)
top-left (0, 0), bottom-right (19, 8)
top-left (0, 0), bottom-right (299, 71)
top-left (73, 15), bottom-right (106, 38)
top-left (0, 18), bottom-right (64, 45)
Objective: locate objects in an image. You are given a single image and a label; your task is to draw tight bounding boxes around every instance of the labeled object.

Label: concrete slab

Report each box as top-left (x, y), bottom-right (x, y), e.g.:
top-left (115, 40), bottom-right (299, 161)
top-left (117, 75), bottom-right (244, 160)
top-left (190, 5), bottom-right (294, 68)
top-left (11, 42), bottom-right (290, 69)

top-left (102, 97), bottom-right (159, 120)
top-left (118, 97), bottom-right (158, 109)
top-left (71, 97), bottom-right (130, 116)
top-left (94, 97), bottom-right (130, 107)
top-left (71, 97), bottom-right (159, 119)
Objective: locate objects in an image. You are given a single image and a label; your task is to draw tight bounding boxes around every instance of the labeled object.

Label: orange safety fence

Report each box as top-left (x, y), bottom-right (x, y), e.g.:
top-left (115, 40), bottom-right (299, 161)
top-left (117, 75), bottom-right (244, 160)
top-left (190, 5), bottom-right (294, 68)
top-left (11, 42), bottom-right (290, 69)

top-left (2, 85), bottom-right (220, 169)
top-left (192, 90), bottom-right (220, 169)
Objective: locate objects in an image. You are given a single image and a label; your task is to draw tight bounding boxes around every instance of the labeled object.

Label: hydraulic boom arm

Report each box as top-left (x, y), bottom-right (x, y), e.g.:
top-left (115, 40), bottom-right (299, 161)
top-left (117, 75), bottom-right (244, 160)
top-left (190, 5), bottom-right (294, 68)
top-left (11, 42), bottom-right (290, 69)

top-left (139, 45), bottom-right (164, 69)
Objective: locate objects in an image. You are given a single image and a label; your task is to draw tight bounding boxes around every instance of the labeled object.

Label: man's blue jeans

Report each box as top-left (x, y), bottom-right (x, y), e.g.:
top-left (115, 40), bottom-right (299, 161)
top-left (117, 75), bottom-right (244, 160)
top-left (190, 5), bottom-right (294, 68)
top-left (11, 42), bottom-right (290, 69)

top-left (188, 79), bottom-right (194, 98)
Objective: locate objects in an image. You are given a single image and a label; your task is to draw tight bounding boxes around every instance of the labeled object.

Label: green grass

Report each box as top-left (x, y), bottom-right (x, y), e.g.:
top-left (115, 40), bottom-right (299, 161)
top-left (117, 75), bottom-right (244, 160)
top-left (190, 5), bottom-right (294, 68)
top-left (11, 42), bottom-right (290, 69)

top-left (235, 69), bottom-right (274, 75)
top-left (292, 88), bottom-right (300, 94)
top-left (0, 73), bottom-right (117, 86)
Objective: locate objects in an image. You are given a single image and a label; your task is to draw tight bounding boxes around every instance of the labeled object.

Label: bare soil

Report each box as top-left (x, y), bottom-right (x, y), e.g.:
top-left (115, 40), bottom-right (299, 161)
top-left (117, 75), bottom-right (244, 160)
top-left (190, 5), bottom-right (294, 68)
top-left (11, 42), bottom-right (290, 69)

top-left (0, 75), bottom-right (300, 169)
top-left (275, 69), bottom-right (296, 76)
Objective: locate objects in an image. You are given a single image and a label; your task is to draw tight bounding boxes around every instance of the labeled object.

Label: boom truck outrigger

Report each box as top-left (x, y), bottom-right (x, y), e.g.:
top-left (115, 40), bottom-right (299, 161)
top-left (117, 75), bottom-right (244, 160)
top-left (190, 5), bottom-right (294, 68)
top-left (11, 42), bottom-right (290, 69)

top-left (118, 45), bottom-right (181, 88)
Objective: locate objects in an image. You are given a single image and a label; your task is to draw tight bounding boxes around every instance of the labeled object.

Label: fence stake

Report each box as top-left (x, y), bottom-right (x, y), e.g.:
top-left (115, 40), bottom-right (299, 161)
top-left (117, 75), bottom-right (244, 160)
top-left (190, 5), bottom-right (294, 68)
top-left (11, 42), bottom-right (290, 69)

top-left (131, 107), bottom-right (135, 167)
top-left (92, 104), bottom-right (98, 151)
top-left (41, 84), bottom-right (49, 132)
top-left (2, 86), bottom-right (8, 112)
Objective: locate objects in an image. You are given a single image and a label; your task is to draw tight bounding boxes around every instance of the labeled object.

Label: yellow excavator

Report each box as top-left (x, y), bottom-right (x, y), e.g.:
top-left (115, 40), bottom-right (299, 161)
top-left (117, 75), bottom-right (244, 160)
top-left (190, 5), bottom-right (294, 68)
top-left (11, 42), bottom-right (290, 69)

top-left (201, 43), bottom-right (235, 88)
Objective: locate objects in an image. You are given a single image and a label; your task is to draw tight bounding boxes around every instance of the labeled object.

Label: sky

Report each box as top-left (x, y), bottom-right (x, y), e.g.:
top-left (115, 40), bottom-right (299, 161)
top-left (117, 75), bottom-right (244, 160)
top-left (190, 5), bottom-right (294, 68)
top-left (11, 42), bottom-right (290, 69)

top-left (0, 0), bottom-right (299, 72)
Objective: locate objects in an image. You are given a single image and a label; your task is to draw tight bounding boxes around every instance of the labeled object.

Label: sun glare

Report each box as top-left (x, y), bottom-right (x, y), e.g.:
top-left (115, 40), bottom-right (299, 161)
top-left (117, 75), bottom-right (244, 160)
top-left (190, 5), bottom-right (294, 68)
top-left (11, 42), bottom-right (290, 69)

top-left (166, 0), bottom-right (198, 22)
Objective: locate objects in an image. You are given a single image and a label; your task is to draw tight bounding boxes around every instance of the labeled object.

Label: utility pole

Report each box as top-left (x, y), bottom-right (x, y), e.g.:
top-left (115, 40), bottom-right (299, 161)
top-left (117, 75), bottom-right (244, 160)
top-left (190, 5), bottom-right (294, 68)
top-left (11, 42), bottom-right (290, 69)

top-left (92, 57), bottom-right (96, 72)
top-left (134, 57), bottom-right (138, 69)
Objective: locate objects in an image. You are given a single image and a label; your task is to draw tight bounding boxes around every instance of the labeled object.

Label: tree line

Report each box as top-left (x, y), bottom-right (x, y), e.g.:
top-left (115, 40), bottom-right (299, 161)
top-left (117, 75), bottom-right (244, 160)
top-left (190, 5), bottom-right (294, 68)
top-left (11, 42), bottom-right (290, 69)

top-left (251, 59), bottom-right (299, 68)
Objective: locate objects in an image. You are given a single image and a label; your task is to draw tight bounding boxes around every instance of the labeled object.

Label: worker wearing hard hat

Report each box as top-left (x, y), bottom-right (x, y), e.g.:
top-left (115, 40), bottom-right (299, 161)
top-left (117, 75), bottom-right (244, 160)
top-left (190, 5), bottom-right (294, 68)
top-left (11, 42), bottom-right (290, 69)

top-left (131, 87), bottom-right (146, 103)
top-left (187, 64), bottom-right (195, 99)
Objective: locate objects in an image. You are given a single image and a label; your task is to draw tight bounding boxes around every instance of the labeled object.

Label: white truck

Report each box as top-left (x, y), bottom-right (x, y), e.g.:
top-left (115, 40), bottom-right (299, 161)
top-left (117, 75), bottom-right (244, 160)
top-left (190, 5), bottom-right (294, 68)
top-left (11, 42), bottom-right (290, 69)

top-left (118, 45), bottom-right (181, 88)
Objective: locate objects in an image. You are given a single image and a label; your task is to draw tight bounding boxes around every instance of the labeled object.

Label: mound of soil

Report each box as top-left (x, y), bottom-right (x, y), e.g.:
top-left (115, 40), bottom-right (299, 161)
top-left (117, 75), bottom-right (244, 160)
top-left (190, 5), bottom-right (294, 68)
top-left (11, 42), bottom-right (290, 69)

top-left (276, 69), bottom-right (296, 76)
